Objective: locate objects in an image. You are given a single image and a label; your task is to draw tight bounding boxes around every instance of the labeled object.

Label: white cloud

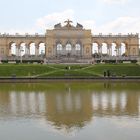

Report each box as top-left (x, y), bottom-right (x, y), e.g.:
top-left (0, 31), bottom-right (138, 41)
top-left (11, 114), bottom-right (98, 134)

top-left (94, 16), bottom-right (140, 34)
top-left (103, 0), bottom-right (129, 4)
top-left (1, 9), bottom-right (140, 36)
top-left (81, 20), bottom-right (96, 30)
top-left (36, 9), bottom-right (74, 31)
top-left (78, 16), bottom-right (140, 35)
top-left (34, 14), bottom-right (140, 35)
top-left (0, 9), bottom-right (75, 34)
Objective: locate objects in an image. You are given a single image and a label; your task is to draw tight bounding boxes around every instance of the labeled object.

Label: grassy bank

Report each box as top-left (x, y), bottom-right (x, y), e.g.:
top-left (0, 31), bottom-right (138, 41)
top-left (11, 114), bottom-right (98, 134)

top-left (0, 63), bottom-right (139, 77)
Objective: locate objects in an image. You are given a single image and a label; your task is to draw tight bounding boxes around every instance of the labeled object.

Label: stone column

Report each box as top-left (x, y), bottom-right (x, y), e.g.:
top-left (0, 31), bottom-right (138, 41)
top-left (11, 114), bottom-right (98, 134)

top-left (126, 45), bottom-right (131, 56)
top-left (98, 45), bottom-right (102, 56)
top-left (107, 44), bottom-right (112, 56)
top-left (90, 44), bottom-right (93, 58)
top-left (118, 46), bottom-right (121, 56)
top-left (35, 46), bottom-right (39, 56)
top-left (44, 45), bottom-right (47, 58)
top-left (128, 47), bottom-right (130, 56)
top-left (61, 44), bottom-right (63, 55)
top-left (16, 46), bottom-right (20, 56)
top-left (107, 46), bottom-right (110, 56)
top-left (81, 45), bottom-right (84, 57)
top-left (47, 45), bottom-right (53, 58)
top-left (119, 46), bottom-right (122, 56)
top-left (53, 44), bottom-right (56, 57)
top-left (115, 45), bottom-right (119, 56)
top-left (109, 45), bottom-right (112, 56)
top-left (72, 44), bottom-right (75, 56)
top-left (55, 44), bottom-right (57, 57)
top-left (25, 46), bottom-right (30, 56)
top-left (9, 47), bottom-right (12, 56)
top-left (116, 45), bottom-right (120, 56)
top-left (84, 44), bottom-right (92, 58)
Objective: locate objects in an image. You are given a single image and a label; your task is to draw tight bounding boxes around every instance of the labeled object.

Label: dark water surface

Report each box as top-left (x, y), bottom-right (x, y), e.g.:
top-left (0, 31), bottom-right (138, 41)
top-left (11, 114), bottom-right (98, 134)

top-left (0, 82), bottom-right (140, 140)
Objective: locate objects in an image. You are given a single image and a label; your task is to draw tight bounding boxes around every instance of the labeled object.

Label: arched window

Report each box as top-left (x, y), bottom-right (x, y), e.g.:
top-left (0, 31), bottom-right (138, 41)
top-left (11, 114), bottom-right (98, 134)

top-left (66, 44), bottom-right (72, 51)
top-left (75, 44), bottom-right (81, 50)
top-left (57, 44), bottom-right (62, 50)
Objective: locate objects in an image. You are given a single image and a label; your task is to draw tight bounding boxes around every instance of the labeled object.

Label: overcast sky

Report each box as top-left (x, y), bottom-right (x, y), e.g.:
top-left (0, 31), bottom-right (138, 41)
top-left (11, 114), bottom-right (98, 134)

top-left (0, 0), bottom-right (140, 34)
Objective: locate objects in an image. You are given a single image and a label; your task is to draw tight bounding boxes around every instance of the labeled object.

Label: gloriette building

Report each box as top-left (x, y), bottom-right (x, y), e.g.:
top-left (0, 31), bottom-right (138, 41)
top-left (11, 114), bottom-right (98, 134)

top-left (0, 20), bottom-right (139, 63)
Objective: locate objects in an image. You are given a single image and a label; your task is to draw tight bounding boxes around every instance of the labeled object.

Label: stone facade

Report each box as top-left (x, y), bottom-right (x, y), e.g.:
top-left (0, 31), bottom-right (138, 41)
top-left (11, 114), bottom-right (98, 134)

top-left (46, 21), bottom-right (92, 58)
top-left (0, 20), bottom-right (139, 61)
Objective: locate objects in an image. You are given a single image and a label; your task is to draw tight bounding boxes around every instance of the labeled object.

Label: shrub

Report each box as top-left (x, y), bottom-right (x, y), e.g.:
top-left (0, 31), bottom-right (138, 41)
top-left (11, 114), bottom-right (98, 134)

top-left (1, 60), bottom-right (8, 63)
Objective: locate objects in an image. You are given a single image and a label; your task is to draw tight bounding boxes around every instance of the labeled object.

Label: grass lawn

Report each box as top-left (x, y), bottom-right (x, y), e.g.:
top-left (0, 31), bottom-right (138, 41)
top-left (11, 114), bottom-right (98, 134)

top-left (0, 63), bottom-right (139, 77)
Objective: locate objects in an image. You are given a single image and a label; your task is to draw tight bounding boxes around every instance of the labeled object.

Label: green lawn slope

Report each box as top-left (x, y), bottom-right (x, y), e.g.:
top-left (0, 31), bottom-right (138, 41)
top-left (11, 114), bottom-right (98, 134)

top-left (0, 63), bottom-right (139, 77)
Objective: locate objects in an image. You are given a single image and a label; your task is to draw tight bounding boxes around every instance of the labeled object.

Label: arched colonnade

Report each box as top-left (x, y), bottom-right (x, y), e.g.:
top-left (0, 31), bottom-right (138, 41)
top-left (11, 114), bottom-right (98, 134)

top-left (92, 35), bottom-right (139, 57)
top-left (0, 33), bottom-right (139, 59)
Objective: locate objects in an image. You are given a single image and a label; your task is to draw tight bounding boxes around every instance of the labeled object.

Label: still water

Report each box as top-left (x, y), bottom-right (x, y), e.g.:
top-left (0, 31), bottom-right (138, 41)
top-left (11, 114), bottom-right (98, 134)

top-left (0, 82), bottom-right (140, 140)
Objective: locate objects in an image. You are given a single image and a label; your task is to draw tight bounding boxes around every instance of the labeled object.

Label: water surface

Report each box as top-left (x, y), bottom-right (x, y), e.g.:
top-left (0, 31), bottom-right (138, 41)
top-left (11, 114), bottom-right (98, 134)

top-left (0, 82), bottom-right (140, 140)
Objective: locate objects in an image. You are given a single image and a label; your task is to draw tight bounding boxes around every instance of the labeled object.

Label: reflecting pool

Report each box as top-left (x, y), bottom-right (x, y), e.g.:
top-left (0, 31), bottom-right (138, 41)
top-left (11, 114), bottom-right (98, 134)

top-left (0, 82), bottom-right (140, 140)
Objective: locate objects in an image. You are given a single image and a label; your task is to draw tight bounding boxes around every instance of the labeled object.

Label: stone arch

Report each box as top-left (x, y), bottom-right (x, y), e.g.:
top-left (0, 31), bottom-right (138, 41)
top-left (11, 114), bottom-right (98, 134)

top-left (75, 40), bottom-right (82, 45)
top-left (9, 41), bottom-right (16, 49)
top-left (56, 40), bottom-right (63, 49)
top-left (120, 43), bottom-right (126, 56)
top-left (65, 42), bottom-right (72, 57)
top-left (93, 40), bottom-right (100, 45)
top-left (56, 40), bottom-right (62, 45)
top-left (14, 42), bottom-right (25, 57)
top-left (101, 42), bottom-right (108, 56)
top-left (56, 43), bottom-right (63, 50)
top-left (55, 41), bottom-right (63, 56)
top-left (75, 43), bottom-right (81, 50)
top-left (22, 42), bottom-right (31, 57)
top-left (75, 43), bottom-right (82, 56)
top-left (28, 42), bottom-right (35, 56)
top-left (121, 41), bottom-right (129, 56)
top-left (66, 42), bottom-right (72, 51)
top-left (56, 43), bottom-right (63, 56)
top-left (18, 41), bottom-right (26, 46)
top-left (19, 42), bottom-right (26, 56)
top-left (112, 41), bottom-right (122, 56)
top-left (38, 42), bottom-right (46, 56)
top-left (9, 42), bottom-right (16, 56)
top-left (92, 43), bottom-right (98, 54)
top-left (112, 43), bottom-right (117, 56)
top-left (65, 40), bottom-right (72, 45)
top-left (112, 41), bottom-right (119, 46)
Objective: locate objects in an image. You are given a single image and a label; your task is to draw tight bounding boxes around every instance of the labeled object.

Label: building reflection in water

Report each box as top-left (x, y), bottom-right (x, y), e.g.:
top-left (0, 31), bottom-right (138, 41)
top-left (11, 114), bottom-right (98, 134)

top-left (0, 83), bottom-right (140, 133)
top-left (9, 91), bottom-right (46, 115)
